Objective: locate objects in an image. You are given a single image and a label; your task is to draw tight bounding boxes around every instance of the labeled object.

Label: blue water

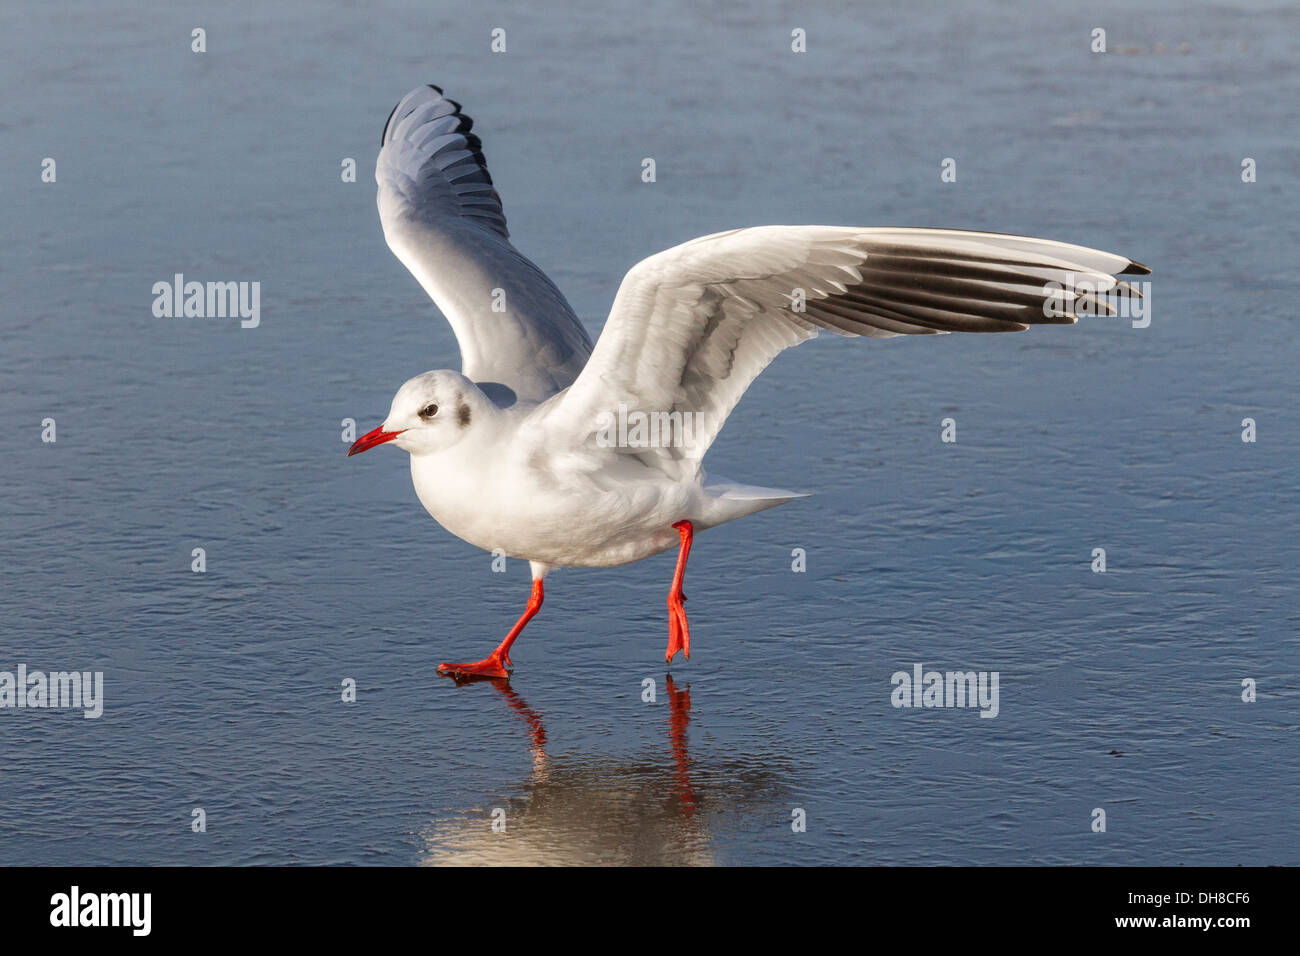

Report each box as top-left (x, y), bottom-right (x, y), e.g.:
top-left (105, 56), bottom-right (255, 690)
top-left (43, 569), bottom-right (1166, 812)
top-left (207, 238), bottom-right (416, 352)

top-left (1, 0), bottom-right (1297, 865)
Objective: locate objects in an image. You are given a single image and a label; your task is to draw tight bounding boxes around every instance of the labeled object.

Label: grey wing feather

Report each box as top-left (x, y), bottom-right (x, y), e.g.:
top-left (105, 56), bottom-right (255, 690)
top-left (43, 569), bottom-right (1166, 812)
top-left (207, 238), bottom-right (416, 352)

top-left (377, 86), bottom-right (593, 406)
top-left (544, 225), bottom-right (1149, 480)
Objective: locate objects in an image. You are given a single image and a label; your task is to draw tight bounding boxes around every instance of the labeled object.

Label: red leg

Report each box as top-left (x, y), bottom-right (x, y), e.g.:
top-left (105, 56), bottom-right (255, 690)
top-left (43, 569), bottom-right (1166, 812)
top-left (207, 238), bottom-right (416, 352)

top-left (438, 578), bottom-right (544, 680)
top-left (665, 520), bottom-right (693, 664)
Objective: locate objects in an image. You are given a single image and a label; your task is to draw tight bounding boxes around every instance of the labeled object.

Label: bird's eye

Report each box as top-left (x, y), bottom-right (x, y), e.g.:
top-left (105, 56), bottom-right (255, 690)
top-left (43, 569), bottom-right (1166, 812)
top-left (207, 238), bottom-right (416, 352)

top-left (419, 403), bottom-right (438, 419)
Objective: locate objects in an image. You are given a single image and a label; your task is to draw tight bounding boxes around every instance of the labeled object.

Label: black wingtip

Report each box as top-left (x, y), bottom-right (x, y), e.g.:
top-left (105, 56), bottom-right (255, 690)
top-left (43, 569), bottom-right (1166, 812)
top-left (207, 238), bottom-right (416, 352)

top-left (382, 84), bottom-right (452, 145)
top-left (1120, 259), bottom-right (1152, 276)
top-left (379, 85), bottom-right (467, 145)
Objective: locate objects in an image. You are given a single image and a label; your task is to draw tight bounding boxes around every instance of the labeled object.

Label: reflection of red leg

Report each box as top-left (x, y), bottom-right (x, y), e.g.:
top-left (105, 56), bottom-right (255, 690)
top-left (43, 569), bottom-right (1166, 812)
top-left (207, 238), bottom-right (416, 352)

top-left (665, 520), bottom-right (693, 664)
top-left (492, 682), bottom-right (547, 753)
top-left (665, 674), bottom-right (695, 816)
top-left (438, 579), bottom-right (544, 680)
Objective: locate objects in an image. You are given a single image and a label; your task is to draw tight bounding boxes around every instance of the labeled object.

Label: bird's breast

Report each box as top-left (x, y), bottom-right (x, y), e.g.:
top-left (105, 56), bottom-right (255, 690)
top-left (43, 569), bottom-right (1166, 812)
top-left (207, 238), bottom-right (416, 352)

top-left (407, 450), bottom-right (696, 567)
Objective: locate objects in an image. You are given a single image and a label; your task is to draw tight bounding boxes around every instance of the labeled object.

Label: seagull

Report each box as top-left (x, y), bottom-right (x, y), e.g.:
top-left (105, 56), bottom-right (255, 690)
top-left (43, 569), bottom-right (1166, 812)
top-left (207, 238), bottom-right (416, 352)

top-left (349, 84), bottom-right (1150, 680)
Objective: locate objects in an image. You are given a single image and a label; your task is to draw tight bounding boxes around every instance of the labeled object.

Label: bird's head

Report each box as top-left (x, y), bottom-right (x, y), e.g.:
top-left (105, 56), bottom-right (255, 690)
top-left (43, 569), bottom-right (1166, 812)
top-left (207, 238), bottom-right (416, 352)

top-left (348, 369), bottom-right (482, 458)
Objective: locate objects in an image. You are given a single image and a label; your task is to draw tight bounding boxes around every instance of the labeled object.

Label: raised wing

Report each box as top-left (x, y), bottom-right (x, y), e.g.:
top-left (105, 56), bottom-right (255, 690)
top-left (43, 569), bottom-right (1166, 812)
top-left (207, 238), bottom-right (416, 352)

top-left (543, 226), bottom-right (1149, 480)
top-left (377, 86), bottom-right (593, 406)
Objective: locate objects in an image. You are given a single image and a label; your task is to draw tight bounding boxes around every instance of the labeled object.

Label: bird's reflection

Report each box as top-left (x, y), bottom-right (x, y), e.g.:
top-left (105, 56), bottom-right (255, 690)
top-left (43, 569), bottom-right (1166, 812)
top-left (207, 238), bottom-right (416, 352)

top-left (421, 675), bottom-right (780, 866)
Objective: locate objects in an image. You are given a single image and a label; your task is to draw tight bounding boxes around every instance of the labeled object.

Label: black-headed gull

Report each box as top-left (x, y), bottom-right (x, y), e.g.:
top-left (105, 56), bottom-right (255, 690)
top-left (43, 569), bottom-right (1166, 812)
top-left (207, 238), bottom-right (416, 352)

top-left (348, 85), bottom-right (1150, 680)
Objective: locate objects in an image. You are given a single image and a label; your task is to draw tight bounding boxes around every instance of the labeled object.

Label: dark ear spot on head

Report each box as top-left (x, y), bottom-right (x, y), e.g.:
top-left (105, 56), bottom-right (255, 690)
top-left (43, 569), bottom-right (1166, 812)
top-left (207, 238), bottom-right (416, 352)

top-left (457, 403), bottom-right (471, 428)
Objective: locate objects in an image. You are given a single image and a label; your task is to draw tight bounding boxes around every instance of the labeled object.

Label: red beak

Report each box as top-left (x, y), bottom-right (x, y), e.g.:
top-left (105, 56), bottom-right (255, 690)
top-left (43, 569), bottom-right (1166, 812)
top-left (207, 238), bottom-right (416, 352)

top-left (347, 425), bottom-right (405, 457)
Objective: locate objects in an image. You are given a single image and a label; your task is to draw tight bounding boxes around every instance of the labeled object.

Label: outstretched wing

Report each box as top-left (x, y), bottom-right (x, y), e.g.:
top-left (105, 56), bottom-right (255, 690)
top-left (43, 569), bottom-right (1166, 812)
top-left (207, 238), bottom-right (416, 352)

top-left (377, 85), bottom-right (593, 406)
top-left (542, 226), bottom-right (1149, 480)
